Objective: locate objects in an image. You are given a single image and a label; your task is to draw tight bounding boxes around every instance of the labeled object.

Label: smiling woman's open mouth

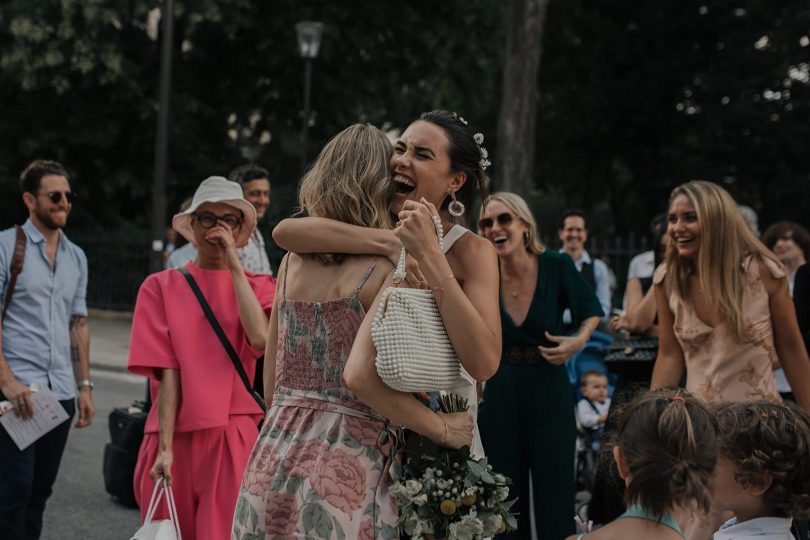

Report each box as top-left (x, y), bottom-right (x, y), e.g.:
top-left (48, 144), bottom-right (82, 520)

top-left (393, 175), bottom-right (415, 194)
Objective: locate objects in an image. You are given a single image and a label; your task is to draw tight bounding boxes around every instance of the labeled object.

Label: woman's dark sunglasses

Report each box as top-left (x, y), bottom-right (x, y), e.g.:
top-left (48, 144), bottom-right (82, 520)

top-left (478, 213), bottom-right (514, 230)
top-left (193, 211), bottom-right (242, 229)
top-left (39, 191), bottom-right (76, 204)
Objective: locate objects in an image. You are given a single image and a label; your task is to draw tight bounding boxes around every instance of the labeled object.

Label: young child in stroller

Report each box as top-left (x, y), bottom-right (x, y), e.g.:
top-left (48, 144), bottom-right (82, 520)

top-left (576, 371), bottom-right (612, 493)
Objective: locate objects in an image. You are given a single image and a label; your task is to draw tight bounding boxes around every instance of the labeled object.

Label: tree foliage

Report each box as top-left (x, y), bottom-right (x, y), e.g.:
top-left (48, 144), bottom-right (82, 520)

top-left (0, 0), bottom-right (503, 232)
top-left (1, 0), bottom-right (807, 245)
top-left (531, 0), bottom-right (810, 239)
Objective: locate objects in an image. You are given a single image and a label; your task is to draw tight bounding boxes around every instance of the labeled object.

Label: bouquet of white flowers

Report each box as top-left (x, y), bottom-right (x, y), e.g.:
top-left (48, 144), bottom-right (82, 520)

top-left (391, 395), bottom-right (517, 539)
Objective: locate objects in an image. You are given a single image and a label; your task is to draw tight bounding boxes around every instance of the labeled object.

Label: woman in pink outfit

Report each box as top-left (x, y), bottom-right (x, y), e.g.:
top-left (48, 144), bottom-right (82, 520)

top-left (128, 176), bottom-right (275, 540)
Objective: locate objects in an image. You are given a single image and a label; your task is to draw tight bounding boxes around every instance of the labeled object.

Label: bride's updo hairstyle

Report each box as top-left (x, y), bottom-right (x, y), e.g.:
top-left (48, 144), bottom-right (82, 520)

top-left (419, 110), bottom-right (489, 225)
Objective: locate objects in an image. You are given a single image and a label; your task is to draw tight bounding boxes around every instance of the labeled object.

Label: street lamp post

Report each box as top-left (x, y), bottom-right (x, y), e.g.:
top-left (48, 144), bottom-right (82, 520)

top-left (149, 0), bottom-right (175, 274)
top-left (295, 21), bottom-right (324, 173)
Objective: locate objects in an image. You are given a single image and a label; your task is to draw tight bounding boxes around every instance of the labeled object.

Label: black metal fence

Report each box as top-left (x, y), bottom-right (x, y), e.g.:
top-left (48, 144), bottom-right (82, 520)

top-left (589, 233), bottom-right (653, 312)
top-left (72, 232), bottom-right (152, 311)
top-left (73, 231), bottom-right (655, 312)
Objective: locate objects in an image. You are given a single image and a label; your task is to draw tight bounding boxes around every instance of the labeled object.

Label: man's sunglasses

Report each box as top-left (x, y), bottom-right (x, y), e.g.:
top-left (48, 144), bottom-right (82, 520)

top-left (39, 191), bottom-right (76, 204)
top-left (193, 211), bottom-right (242, 230)
top-left (478, 213), bottom-right (514, 230)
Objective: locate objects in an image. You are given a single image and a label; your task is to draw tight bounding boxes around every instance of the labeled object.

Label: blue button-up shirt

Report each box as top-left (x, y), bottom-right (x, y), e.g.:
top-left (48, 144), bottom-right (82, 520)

top-left (0, 219), bottom-right (88, 400)
top-left (561, 249), bottom-right (612, 325)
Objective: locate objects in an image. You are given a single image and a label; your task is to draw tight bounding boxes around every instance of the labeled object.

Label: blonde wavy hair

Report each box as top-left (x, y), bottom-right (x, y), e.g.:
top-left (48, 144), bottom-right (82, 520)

top-left (479, 192), bottom-right (545, 255)
top-left (298, 122), bottom-right (393, 232)
top-left (665, 180), bottom-right (783, 341)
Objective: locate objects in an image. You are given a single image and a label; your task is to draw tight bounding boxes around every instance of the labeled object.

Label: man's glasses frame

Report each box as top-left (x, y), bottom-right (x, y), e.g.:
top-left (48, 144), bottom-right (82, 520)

top-left (38, 191), bottom-right (76, 204)
top-left (478, 212), bottom-right (515, 231)
top-left (192, 211), bottom-right (243, 230)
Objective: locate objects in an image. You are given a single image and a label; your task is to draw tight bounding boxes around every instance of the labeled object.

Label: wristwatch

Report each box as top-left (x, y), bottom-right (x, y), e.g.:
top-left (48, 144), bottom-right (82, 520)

top-left (77, 379), bottom-right (94, 391)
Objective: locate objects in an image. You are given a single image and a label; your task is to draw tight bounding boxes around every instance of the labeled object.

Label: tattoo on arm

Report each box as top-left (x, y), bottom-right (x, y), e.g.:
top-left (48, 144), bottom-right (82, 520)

top-left (70, 316), bottom-right (88, 330)
top-left (70, 316), bottom-right (87, 364)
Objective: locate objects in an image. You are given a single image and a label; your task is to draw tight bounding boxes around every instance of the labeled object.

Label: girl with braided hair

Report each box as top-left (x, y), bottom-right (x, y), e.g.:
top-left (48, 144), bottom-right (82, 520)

top-left (566, 388), bottom-right (718, 540)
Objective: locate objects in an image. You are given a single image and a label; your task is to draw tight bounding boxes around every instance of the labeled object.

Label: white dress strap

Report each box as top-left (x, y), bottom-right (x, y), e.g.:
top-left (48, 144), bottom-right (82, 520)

top-left (442, 225), bottom-right (470, 254)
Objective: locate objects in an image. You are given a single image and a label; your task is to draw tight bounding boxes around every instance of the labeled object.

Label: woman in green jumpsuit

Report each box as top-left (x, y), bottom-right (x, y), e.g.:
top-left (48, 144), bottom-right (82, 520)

top-left (477, 192), bottom-right (603, 539)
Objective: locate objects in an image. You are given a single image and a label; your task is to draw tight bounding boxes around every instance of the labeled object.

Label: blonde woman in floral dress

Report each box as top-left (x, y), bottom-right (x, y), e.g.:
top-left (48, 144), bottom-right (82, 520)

top-left (230, 124), bottom-right (473, 540)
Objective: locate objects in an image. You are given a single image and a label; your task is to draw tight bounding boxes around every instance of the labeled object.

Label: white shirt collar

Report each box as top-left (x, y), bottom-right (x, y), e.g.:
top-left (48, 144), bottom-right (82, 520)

top-left (559, 248), bottom-right (592, 265)
top-left (714, 517), bottom-right (794, 539)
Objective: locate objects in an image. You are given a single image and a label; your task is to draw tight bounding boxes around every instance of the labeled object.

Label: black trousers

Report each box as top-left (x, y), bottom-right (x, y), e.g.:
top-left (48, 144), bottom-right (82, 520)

top-left (0, 398), bottom-right (75, 540)
top-left (479, 361), bottom-right (577, 539)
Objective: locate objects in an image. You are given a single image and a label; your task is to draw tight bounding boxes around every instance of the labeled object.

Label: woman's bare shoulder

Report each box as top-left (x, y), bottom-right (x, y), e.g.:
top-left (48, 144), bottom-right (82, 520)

top-left (450, 231), bottom-right (496, 264)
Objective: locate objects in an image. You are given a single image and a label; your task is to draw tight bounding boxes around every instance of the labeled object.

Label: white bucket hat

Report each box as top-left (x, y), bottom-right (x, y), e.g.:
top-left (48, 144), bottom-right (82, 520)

top-left (172, 176), bottom-right (257, 248)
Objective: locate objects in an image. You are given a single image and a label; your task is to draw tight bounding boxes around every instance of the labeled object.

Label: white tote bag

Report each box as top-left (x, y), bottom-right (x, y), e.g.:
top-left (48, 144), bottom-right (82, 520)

top-left (131, 478), bottom-right (182, 540)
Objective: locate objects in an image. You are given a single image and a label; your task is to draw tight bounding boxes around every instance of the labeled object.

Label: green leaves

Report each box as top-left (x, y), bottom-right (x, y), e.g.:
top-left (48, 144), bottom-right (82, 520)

top-left (302, 503), bottom-right (333, 539)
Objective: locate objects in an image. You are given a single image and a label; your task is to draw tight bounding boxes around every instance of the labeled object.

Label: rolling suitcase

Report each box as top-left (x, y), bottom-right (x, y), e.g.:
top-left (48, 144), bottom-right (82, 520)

top-left (103, 388), bottom-right (149, 508)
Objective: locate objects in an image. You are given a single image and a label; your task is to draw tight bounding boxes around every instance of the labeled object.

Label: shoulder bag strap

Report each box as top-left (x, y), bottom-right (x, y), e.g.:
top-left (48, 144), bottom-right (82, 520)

top-left (178, 267), bottom-right (267, 412)
top-left (2, 226), bottom-right (27, 323)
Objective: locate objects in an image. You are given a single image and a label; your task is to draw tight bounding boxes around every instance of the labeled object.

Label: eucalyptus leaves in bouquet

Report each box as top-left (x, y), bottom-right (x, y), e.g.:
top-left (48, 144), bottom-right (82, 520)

top-left (390, 394), bottom-right (517, 539)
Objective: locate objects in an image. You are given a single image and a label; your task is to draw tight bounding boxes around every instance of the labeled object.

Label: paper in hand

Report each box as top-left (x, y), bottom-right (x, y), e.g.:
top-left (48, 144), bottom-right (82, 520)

top-left (0, 385), bottom-right (69, 450)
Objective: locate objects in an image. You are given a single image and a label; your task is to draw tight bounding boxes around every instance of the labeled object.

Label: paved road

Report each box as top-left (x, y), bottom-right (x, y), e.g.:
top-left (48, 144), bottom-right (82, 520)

top-left (41, 369), bottom-right (145, 539)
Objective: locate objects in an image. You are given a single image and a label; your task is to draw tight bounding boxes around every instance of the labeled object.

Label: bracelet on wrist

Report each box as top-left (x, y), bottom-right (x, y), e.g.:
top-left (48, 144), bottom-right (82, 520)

top-left (431, 275), bottom-right (456, 309)
top-left (439, 414), bottom-right (449, 444)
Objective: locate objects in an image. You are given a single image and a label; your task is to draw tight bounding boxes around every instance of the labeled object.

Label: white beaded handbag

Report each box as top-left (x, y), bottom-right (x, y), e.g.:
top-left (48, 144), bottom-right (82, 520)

top-left (371, 217), bottom-right (463, 393)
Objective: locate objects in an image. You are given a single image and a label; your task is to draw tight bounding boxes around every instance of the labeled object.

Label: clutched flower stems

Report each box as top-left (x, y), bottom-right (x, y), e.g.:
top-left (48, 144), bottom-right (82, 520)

top-left (391, 393), bottom-right (518, 539)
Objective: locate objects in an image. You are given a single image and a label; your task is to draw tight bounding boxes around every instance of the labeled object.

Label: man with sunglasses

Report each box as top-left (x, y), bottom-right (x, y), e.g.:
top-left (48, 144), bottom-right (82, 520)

top-left (0, 159), bottom-right (94, 539)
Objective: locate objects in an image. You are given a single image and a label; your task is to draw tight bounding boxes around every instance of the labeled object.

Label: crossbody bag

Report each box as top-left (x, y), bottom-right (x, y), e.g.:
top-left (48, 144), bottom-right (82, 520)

top-left (178, 267), bottom-right (267, 414)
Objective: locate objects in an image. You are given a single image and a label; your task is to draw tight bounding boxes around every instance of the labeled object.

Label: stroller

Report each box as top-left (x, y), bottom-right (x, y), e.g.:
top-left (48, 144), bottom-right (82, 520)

top-left (566, 331), bottom-right (614, 496)
top-left (575, 403), bottom-right (605, 494)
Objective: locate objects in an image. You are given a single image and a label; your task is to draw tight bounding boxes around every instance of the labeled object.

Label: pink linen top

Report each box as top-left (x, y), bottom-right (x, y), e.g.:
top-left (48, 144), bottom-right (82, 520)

top-left (654, 255), bottom-right (784, 403)
top-left (128, 263), bottom-right (276, 434)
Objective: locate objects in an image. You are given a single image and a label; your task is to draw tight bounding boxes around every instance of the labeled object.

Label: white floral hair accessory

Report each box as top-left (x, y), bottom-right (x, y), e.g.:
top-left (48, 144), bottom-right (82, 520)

top-left (452, 112), bottom-right (491, 171)
top-left (452, 112), bottom-right (469, 126)
top-left (474, 132), bottom-right (491, 171)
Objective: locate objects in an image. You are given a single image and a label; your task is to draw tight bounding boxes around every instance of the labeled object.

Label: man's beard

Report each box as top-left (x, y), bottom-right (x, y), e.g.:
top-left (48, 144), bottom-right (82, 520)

top-left (34, 205), bottom-right (67, 230)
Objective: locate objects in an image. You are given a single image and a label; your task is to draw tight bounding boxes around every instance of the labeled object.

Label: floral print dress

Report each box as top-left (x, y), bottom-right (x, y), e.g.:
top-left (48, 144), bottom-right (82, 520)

top-left (653, 255), bottom-right (784, 403)
top-left (232, 258), bottom-right (400, 540)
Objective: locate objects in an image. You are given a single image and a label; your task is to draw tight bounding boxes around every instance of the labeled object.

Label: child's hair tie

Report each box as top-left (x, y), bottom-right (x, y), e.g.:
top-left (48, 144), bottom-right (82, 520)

top-left (671, 395), bottom-right (686, 404)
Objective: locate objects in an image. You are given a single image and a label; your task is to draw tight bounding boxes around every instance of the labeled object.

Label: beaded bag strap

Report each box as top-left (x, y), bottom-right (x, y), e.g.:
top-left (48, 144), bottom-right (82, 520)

top-left (393, 216), bottom-right (444, 286)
